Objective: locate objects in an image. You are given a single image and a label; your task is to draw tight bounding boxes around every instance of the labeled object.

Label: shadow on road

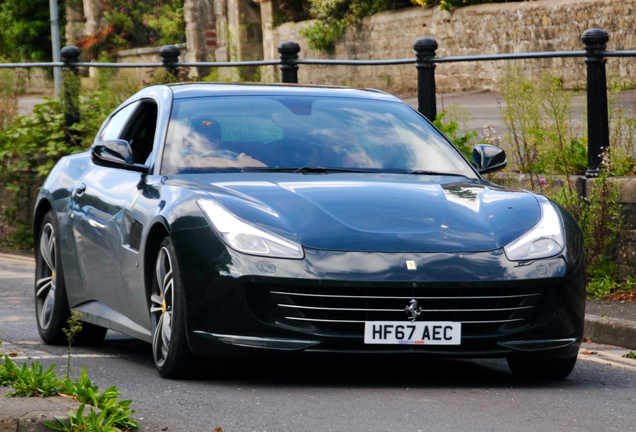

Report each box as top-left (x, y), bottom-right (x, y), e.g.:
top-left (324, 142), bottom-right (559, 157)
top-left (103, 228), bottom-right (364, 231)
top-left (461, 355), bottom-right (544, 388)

top-left (98, 335), bottom-right (578, 390)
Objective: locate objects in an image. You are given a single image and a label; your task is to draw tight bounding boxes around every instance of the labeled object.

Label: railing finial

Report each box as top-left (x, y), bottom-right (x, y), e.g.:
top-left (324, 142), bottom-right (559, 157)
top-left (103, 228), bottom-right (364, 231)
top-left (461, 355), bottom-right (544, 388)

top-left (61, 46), bottom-right (80, 72)
top-left (278, 41), bottom-right (300, 84)
top-left (414, 37), bottom-right (438, 122)
top-left (160, 45), bottom-right (181, 77)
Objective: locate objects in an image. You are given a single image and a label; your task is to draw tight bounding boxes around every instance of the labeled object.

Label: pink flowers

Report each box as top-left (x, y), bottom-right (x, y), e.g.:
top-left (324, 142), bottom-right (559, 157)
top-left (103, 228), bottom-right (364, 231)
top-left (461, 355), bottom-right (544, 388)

top-left (143, 19), bottom-right (148, 25)
top-left (149, 37), bottom-right (155, 42)
top-left (539, 178), bottom-right (546, 184)
top-left (120, 7), bottom-right (125, 12)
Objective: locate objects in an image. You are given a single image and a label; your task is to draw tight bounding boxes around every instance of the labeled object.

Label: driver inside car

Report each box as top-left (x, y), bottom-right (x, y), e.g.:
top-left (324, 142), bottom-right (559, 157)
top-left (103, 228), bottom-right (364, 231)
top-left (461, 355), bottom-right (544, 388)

top-left (174, 118), bottom-right (266, 168)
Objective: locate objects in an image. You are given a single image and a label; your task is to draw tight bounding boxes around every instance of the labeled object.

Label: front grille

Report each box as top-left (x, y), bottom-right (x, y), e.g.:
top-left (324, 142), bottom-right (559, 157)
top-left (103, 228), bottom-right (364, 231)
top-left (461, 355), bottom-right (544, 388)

top-left (246, 283), bottom-right (553, 337)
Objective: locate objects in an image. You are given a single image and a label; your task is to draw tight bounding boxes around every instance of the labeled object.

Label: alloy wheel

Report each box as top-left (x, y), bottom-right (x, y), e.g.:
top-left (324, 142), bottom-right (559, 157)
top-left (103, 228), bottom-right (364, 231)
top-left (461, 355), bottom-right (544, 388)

top-left (151, 246), bottom-right (175, 367)
top-left (36, 223), bottom-right (57, 330)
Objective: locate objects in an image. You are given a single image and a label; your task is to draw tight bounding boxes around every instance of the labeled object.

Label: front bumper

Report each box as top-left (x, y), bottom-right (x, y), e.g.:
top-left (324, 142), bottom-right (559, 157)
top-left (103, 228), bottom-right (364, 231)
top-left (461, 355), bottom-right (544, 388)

top-left (171, 228), bottom-right (585, 360)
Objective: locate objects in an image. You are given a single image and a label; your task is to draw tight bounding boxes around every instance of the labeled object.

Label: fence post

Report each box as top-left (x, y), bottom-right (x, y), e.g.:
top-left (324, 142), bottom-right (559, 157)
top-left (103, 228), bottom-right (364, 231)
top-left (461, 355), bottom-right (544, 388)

top-left (414, 37), bottom-right (438, 122)
top-left (60, 46), bottom-right (80, 145)
top-left (160, 45), bottom-right (181, 78)
top-left (582, 28), bottom-right (610, 178)
top-left (278, 41), bottom-right (300, 84)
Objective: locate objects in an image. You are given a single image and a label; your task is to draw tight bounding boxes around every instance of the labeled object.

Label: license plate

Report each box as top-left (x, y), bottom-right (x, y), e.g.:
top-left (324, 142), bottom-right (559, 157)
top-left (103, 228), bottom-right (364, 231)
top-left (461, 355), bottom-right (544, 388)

top-left (364, 321), bottom-right (461, 345)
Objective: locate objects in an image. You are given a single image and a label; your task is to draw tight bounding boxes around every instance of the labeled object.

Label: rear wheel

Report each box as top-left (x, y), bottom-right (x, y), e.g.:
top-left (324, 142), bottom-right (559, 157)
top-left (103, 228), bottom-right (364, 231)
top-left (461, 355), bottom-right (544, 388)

top-left (150, 237), bottom-right (196, 378)
top-left (35, 211), bottom-right (106, 345)
top-left (507, 355), bottom-right (577, 380)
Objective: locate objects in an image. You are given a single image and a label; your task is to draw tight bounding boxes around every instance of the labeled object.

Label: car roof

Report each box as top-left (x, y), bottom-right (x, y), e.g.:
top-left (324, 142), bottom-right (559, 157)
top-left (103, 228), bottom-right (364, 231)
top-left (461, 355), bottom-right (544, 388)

top-left (166, 82), bottom-right (402, 102)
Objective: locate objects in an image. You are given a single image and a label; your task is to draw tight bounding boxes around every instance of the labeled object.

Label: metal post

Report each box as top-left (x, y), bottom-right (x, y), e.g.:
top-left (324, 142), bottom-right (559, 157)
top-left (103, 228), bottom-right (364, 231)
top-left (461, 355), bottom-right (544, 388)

top-left (278, 41), bottom-right (300, 84)
top-left (160, 45), bottom-right (181, 78)
top-left (48, 0), bottom-right (62, 97)
top-left (414, 37), bottom-right (438, 122)
top-left (61, 46), bottom-right (80, 144)
top-left (582, 28), bottom-right (610, 178)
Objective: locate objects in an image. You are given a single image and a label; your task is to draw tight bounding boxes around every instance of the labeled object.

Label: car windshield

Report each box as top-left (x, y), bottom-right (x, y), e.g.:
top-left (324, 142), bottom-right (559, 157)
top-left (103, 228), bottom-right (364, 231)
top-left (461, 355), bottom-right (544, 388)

top-left (160, 95), bottom-right (477, 178)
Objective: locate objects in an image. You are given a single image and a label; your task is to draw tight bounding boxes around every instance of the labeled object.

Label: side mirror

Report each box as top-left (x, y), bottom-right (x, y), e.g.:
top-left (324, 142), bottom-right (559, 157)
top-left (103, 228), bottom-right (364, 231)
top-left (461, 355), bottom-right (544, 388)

top-left (91, 140), bottom-right (149, 174)
top-left (472, 144), bottom-right (507, 174)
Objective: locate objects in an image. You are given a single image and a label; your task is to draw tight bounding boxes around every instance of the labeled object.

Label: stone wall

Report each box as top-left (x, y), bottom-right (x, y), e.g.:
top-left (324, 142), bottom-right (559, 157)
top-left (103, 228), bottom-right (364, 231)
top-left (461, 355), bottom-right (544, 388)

top-left (113, 44), bottom-right (188, 82)
top-left (267, 0), bottom-right (636, 93)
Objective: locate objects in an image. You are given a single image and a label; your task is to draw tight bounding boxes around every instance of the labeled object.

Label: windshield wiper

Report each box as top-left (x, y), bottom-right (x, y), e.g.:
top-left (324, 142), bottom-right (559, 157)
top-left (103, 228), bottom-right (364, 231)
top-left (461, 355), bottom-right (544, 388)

top-left (406, 170), bottom-right (466, 177)
top-left (241, 166), bottom-right (375, 173)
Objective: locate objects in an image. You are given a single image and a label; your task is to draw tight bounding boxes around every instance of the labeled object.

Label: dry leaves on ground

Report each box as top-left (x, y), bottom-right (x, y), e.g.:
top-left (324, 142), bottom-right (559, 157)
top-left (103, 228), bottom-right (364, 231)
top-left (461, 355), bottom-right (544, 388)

top-left (605, 290), bottom-right (636, 301)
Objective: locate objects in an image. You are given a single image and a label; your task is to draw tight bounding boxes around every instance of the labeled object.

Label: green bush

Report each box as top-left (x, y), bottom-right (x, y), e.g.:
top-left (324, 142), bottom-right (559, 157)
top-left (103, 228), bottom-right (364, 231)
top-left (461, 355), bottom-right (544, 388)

top-left (78, 0), bottom-right (185, 58)
top-left (0, 0), bottom-right (66, 62)
top-left (301, 0), bottom-right (402, 50)
top-left (433, 111), bottom-right (478, 159)
top-left (0, 70), bottom-right (142, 248)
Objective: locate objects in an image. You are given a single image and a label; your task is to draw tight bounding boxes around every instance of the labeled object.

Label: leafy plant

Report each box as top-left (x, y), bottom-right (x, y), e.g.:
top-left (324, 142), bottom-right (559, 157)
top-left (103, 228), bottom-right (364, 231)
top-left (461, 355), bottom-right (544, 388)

top-left (607, 90), bottom-right (636, 176)
top-left (0, 68), bottom-right (142, 249)
top-left (300, 0), bottom-right (405, 50)
top-left (63, 310), bottom-right (84, 378)
top-left (0, 348), bottom-right (20, 386)
top-left (580, 153), bottom-right (622, 284)
top-left (45, 403), bottom-right (122, 432)
top-left (623, 350), bottom-right (636, 359)
top-left (586, 274), bottom-right (618, 298)
top-left (60, 366), bottom-right (139, 430)
top-left (433, 111), bottom-right (477, 159)
top-left (4, 359), bottom-right (61, 397)
top-left (497, 68), bottom-right (544, 183)
top-left (0, 64), bottom-right (22, 130)
top-left (143, 0), bottom-right (186, 46)
top-left (78, 0), bottom-right (185, 58)
top-left (0, 0), bottom-right (66, 62)
top-left (537, 73), bottom-right (587, 176)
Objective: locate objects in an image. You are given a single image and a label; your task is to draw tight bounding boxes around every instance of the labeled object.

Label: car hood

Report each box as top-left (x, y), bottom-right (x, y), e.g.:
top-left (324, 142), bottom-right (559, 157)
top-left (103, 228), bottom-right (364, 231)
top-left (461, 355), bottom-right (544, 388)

top-left (170, 173), bottom-right (541, 253)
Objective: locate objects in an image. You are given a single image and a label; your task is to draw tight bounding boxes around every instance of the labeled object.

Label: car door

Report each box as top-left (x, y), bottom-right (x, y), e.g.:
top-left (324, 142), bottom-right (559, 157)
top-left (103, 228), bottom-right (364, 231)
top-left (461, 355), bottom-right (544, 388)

top-left (116, 100), bottom-right (163, 329)
top-left (70, 101), bottom-right (143, 317)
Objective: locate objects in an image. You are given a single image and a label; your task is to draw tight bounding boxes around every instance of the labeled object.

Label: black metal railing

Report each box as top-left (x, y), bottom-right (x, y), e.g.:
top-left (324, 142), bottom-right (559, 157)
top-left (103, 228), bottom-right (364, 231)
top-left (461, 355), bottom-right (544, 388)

top-left (0, 28), bottom-right (628, 177)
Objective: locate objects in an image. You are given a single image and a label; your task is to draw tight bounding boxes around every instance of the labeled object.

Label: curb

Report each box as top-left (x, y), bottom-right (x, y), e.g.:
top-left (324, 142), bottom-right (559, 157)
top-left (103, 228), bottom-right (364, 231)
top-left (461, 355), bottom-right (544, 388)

top-left (584, 314), bottom-right (636, 350)
top-left (0, 387), bottom-right (84, 432)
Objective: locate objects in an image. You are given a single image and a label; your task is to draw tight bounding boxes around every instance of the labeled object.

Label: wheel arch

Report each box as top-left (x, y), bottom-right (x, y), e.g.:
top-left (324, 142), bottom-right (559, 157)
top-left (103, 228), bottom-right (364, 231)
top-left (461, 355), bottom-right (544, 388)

top-left (143, 220), bottom-right (171, 308)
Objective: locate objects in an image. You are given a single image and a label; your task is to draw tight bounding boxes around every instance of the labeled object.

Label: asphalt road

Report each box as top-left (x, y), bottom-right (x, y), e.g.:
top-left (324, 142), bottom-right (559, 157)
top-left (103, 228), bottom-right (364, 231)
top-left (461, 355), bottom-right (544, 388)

top-left (2, 253), bottom-right (636, 432)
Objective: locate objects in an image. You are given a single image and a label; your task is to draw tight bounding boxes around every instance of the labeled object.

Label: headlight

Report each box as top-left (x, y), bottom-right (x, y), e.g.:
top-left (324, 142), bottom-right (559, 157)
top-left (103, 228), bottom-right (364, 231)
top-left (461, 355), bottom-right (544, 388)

top-left (197, 199), bottom-right (304, 259)
top-left (504, 200), bottom-right (564, 261)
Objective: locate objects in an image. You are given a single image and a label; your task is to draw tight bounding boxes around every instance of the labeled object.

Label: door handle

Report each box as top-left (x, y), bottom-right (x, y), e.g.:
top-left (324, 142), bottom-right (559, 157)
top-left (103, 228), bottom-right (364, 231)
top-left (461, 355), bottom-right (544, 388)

top-left (75, 183), bottom-right (87, 197)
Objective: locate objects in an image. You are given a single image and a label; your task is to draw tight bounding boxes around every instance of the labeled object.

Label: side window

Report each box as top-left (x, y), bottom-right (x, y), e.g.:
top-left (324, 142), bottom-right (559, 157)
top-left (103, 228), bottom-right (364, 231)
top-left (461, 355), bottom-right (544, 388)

top-left (120, 101), bottom-right (159, 165)
top-left (98, 102), bottom-right (140, 142)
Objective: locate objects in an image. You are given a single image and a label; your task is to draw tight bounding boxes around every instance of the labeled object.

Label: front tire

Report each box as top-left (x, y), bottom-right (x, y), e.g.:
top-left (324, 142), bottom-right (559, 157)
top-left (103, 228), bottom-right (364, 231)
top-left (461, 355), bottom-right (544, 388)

top-left (35, 211), bottom-right (70, 344)
top-left (35, 210), bottom-right (107, 346)
top-left (150, 237), bottom-right (196, 378)
top-left (507, 355), bottom-right (577, 380)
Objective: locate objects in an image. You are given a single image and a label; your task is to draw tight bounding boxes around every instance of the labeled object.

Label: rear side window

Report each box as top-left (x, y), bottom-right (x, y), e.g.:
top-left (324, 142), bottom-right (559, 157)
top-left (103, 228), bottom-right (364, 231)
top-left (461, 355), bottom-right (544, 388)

top-left (98, 102), bottom-right (140, 142)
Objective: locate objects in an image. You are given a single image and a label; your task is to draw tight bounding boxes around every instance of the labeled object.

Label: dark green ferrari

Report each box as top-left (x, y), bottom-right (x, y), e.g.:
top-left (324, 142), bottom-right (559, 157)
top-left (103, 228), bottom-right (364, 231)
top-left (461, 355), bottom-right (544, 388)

top-left (33, 83), bottom-right (585, 379)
